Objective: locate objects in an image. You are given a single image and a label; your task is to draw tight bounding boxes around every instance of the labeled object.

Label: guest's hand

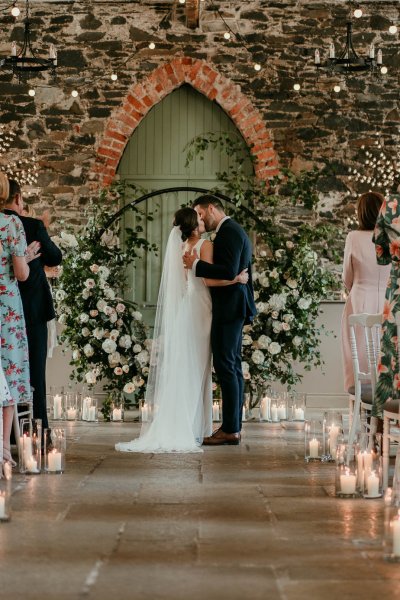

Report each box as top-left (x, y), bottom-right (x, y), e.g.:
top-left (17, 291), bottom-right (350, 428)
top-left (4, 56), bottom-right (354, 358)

top-left (26, 241), bottom-right (41, 263)
top-left (183, 249), bottom-right (198, 270)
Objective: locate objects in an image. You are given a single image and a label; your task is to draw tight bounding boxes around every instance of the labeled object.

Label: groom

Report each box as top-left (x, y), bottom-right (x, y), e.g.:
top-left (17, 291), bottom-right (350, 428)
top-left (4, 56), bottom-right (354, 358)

top-left (183, 195), bottom-right (256, 445)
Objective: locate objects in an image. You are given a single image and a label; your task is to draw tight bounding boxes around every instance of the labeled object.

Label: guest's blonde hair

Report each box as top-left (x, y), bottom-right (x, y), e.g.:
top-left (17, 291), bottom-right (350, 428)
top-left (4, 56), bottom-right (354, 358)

top-left (357, 191), bottom-right (385, 231)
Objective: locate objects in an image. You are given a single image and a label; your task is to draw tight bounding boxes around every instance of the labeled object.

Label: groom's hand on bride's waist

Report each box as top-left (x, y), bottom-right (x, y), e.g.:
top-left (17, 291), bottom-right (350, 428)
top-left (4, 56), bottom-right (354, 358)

top-left (183, 249), bottom-right (198, 269)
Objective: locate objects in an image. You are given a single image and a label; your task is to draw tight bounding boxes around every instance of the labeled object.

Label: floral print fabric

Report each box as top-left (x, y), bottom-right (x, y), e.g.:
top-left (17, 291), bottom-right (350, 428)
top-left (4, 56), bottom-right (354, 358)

top-left (373, 198), bottom-right (400, 415)
top-left (0, 213), bottom-right (31, 406)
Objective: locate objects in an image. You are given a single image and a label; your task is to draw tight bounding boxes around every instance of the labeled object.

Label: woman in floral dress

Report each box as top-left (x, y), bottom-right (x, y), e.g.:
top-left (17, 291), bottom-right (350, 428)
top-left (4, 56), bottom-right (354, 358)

top-left (373, 197), bottom-right (400, 415)
top-left (0, 212), bottom-right (30, 466)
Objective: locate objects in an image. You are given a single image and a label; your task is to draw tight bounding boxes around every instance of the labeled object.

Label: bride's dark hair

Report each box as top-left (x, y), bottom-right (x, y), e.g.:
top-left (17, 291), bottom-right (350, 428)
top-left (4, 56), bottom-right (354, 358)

top-left (173, 207), bottom-right (198, 242)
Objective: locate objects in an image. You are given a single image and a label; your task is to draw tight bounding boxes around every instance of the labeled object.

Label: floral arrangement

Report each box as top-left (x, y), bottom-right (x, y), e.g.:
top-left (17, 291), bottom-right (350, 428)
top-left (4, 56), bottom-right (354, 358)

top-left (53, 184), bottom-right (156, 419)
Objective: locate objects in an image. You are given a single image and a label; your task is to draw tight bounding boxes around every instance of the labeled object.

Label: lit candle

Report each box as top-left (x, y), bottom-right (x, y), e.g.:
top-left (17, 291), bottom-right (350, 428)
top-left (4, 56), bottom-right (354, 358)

top-left (66, 408), bottom-right (77, 420)
top-left (309, 438), bottom-right (319, 458)
top-left (0, 493), bottom-right (5, 519)
top-left (88, 406), bottom-right (96, 421)
top-left (271, 405), bottom-right (279, 422)
top-left (112, 408), bottom-right (122, 421)
top-left (362, 451), bottom-right (373, 474)
top-left (11, 41), bottom-right (17, 57)
top-left (82, 397), bottom-right (91, 421)
top-left (329, 42), bottom-right (335, 59)
top-left (47, 450), bottom-right (62, 472)
top-left (3, 462), bottom-right (11, 481)
top-left (294, 407), bottom-right (305, 421)
top-left (212, 402), bottom-right (220, 421)
top-left (242, 406), bottom-right (246, 422)
top-left (49, 44), bottom-right (57, 64)
top-left (260, 397), bottom-right (270, 421)
top-left (367, 471), bottom-right (380, 497)
top-left (141, 403), bottom-right (149, 422)
top-left (369, 43), bottom-right (375, 59)
top-left (26, 457), bottom-right (39, 473)
top-left (392, 511), bottom-right (400, 556)
top-left (278, 403), bottom-right (287, 420)
top-left (314, 49), bottom-right (321, 65)
top-left (377, 49), bottom-right (382, 65)
top-left (357, 453), bottom-right (364, 489)
top-left (53, 394), bottom-right (62, 419)
top-left (340, 468), bottom-right (356, 494)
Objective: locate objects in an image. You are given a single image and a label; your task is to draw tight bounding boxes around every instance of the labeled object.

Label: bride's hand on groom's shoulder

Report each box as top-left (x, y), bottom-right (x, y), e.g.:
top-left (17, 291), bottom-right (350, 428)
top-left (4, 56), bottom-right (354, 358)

top-left (183, 249), bottom-right (198, 269)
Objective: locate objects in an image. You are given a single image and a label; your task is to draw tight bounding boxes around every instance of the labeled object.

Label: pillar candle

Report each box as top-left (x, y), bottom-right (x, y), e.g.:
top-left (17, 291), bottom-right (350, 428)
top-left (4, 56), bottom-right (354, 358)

top-left (329, 425), bottom-right (339, 456)
top-left (0, 494), bottom-right (5, 519)
top-left (141, 403), bottom-right (149, 422)
top-left (212, 402), bottom-right (220, 421)
top-left (260, 397), bottom-right (270, 421)
top-left (309, 438), bottom-right (319, 458)
top-left (340, 469), bottom-right (356, 494)
top-left (82, 397), bottom-right (91, 421)
top-left (88, 406), bottom-right (96, 421)
top-left (26, 457), bottom-right (39, 473)
top-left (112, 408), bottom-right (122, 421)
top-left (393, 512), bottom-right (400, 557)
top-left (67, 408), bottom-right (77, 420)
top-left (278, 404), bottom-right (287, 420)
top-left (242, 406), bottom-right (246, 422)
top-left (367, 471), bottom-right (380, 497)
top-left (294, 407), bottom-right (305, 421)
top-left (53, 395), bottom-right (62, 419)
top-left (271, 405), bottom-right (278, 422)
top-left (47, 450), bottom-right (62, 472)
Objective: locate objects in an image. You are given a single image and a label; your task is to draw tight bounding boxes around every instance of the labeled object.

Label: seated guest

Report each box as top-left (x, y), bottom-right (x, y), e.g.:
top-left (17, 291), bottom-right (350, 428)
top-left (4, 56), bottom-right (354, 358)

top-left (341, 192), bottom-right (390, 392)
top-left (3, 180), bottom-right (62, 432)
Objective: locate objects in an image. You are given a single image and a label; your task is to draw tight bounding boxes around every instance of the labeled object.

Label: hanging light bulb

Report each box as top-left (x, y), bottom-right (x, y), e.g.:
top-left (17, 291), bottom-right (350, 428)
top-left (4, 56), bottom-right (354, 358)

top-left (28, 88), bottom-right (35, 97)
top-left (11, 4), bottom-right (20, 17)
top-left (381, 66), bottom-right (388, 75)
top-left (334, 85), bottom-right (341, 93)
top-left (389, 24), bottom-right (398, 34)
top-left (148, 42), bottom-right (156, 50)
top-left (110, 73), bottom-right (118, 81)
top-left (253, 63), bottom-right (261, 72)
top-left (71, 90), bottom-right (79, 98)
top-left (224, 32), bottom-right (231, 40)
top-left (179, 0), bottom-right (185, 4)
top-left (293, 83), bottom-right (301, 91)
top-left (353, 8), bottom-right (363, 18)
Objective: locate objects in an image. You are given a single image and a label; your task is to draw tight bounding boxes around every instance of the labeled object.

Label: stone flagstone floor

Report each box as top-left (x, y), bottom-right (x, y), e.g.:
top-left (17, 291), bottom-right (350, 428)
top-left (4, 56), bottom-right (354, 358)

top-left (1, 422), bottom-right (399, 600)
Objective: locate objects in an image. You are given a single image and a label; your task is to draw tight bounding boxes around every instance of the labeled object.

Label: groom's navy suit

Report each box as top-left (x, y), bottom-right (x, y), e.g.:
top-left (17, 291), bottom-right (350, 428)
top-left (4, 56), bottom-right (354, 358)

top-left (196, 218), bottom-right (256, 433)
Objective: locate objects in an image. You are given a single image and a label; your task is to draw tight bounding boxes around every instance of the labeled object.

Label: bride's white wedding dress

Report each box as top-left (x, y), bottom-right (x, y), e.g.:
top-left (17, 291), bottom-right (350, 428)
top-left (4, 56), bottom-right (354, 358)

top-left (115, 227), bottom-right (212, 453)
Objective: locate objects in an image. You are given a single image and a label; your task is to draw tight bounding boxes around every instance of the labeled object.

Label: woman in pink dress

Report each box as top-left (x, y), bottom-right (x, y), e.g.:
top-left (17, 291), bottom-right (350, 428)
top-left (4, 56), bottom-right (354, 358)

top-left (341, 192), bottom-right (391, 392)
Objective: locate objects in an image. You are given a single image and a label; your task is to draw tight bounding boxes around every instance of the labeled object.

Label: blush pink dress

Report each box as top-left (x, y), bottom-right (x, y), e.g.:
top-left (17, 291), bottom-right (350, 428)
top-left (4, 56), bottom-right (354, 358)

top-left (341, 230), bottom-right (391, 392)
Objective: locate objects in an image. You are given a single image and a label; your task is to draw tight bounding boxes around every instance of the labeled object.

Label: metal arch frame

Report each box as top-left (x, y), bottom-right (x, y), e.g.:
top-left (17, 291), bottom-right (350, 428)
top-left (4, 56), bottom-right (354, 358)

top-left (98, 186), bottom-right (263, 236)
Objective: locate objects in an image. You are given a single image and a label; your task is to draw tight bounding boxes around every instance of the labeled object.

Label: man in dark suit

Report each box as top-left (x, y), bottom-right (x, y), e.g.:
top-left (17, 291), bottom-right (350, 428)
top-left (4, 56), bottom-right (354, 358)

top-left (4, 179), bottom-right (62, 431)
top-left (183, 195), bottom-right (256, 445)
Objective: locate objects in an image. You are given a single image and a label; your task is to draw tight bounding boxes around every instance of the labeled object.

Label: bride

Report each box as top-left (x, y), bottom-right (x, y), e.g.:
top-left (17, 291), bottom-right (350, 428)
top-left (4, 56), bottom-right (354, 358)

top-left (115, 207), bottom-right (248, 453)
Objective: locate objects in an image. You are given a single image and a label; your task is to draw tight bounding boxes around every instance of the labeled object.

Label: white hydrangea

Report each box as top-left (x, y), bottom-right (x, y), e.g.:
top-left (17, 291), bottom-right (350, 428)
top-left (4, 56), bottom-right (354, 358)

top-left (79, 313), bottom-right (89, 323)
top-left (252, 349), bottom-right (265, 365)
top-left (258, 335), bottom-right (271, 349)
top-left (119, 335), bottom-right (132, 349)
top-left (93, 327), bottom-right (105, 340)
top-left (105, 288), bottom-right (115, 300)
top-left (269, 342), bottom-right (281, 355)
top-left (268, 293), bottom-right (287, 312)
top-left (102, 339), bottom-right (117, 354)
top-left (98, 266), bottom-right (110, 280)
top-left (60, 231), bottom-right (78, 248)
top-left (82, 251), bottom-right (92, 260)
top-left (293, 336), bottom-right (302, 347)
top-left (83, 344), bottom-right (94, 357)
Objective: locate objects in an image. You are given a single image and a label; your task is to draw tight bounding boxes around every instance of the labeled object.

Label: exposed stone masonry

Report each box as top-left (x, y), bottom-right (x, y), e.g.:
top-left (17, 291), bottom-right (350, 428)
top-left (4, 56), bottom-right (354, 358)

top-left (0, 0), bottom-right (398, 223)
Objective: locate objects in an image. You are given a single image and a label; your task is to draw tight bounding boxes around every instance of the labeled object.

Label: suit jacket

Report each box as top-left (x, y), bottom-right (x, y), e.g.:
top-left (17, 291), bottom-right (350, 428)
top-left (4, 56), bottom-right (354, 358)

top-left (4, 209), bottom-right (62, 325)
top-left (195, 219), bottom-right (257, 324)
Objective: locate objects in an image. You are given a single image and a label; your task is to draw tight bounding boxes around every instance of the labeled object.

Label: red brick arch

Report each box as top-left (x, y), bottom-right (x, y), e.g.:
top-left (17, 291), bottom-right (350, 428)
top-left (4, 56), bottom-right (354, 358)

top-left (92, 57), bottom-right (279, 187)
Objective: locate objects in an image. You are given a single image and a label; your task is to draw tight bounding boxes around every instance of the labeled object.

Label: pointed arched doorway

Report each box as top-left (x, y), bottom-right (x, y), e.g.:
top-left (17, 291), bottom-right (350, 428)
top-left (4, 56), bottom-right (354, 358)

top-left (118, 84), bottom-right (253, 324)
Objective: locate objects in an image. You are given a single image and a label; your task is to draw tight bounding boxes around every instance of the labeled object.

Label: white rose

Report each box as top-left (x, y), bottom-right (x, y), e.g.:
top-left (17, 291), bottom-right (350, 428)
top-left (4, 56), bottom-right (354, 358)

top-left (269, 269), bottom-right (279, 279)
top-left (83, 344), bottom-right (94, 357)
top-left (122, 364), bottom-right (130, 373)
top-left (123, 382), bottom-right (135, 394)
top-left (136, 350), bottom-right (149, 366)
top-left (272, 321), bottom-right (283, 333)
top-left (116, 303), bottom-right (125, 313)
top-left (93, 327), bottom-right (105, 340)
top-left (105, 288), bottom-right (115, 300)
top-left (282, 322), bottom-right (290, 331)
top-left (271, 311), bottom-right (279, 319)
top-left (242, 361), bottom-right (250, 374)
top-left (109, 329), bottom-right (120, 341)
top-left (82, 289), bottom-right (91, 300)
top-left (82, 327), bottom-right (90, 337)
top-left (85, 371), bottom-right (97, 384)
top-left (98, 266), bottom-right (110, 280)
top-left (108, 351), bottom-right (121, 367)
top-left (119, 335), bottom-right (132, 349)
top-left (298, 297), bottom-right (312, 310)
top-left (291, 289), bottom-right (299, 298)
top-left (60, 231), bottom-right (78, 248)
top-left (252, 349), bottom-right (265, 365)
top-left (286, 241), bottom-right (294, 249)
top-left (109, 312), bottom-right (118, 324)
top-left (142, 367), bottom-right (149, 375)
top-left (242, 334), bottom-right (253, 346)
top-left (134, 375), bottom-right (145, 387)
top-left (84, 279), bottom-right (95, 289)
top-left (258, 335), bottom-right (271, 349)
top-left (80, 313), bottom-right (89, 323)
top-left (275, 250), bottom-right (283, 259)
top-left (90, 310), bottom-right (98, 318)
top-left (90, 264), bottom-right (100, 274)
top-left (97, 299), bottom-right (107, 312)
top-left (114, 367), bottom-right (123, 375)
top-left (254, 291), bottom-right (259, 301)
top-left (287, 279), bottom-right (298, 289)
top-left (58, 314), bottom-right (67, 325)
top-left (269, 342), bottom-right (281, 355)
top-left (260, 277), bottom-right (269, 288)
top-left (133, 311), bottom-right (142, 321)
top-left (55, 289), bottom-right (66, 302)
top-left (82, 251), bottom-right (92, 260)
top-left (283, 313), bottom-right (294, 323)
top-left (133, 344), bottom-right (142, 353)
top-left (72, 349), bottom-right (81, 360)
top-left (102, 339), bottom-right (117, 354)
top-left (259, 250), bottom-right (267, 257)
top-left (293, 336), bottom-right (302, 347)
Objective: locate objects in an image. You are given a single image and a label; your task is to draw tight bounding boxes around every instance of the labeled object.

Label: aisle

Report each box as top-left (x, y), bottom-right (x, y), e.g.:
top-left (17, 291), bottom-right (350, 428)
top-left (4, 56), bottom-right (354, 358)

top-left (0, 423), bottom-right (397, 600)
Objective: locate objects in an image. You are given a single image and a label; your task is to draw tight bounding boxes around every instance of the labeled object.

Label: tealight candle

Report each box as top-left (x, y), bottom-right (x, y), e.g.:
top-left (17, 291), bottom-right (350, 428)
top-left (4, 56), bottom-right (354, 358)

top-left (340, 469), bottom-right (356, 494)
top-left (309, 438), bottom-right (319, 458)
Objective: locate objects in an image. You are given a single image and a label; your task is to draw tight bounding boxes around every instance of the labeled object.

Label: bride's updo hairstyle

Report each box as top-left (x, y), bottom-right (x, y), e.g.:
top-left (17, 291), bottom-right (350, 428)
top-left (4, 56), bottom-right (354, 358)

top-left (173, 207), bottom-right (198, 242)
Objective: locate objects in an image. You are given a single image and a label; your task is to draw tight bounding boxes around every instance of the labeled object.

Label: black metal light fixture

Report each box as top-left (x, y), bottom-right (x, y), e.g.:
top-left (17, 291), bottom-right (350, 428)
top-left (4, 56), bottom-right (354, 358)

top-left (314, 2), bottom-right (385, 75)
top-left (0, 0), bottom-right (57, 82)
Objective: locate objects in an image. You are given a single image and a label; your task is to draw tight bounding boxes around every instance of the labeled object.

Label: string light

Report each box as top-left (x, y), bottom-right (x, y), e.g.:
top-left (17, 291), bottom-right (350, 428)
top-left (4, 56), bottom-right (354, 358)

top-left (178, 0), bottom-right (185, 4)
top-left (28, 88), bottom-right (35, 96)
top-left (11, 4), bottom-right (20, 17)
top-left (71, 90), bottom-right (79, 98)
top-left (334, 85), bottom-right (341, 93)
top-left (353, 8), bottom-right (363, 18)
top-left (389, 24), bottom-right (398, 34)
top-left (110, 73), bottom-right (118, 81)
top-left (223, 32), bottom-right (231, 40)
top-left (254, 63), bottom-right (262, 72)
top-left (293, 83), bottom-right (301, 91)
top-left (148, 42), bottom-right (156, 50)
top-left (381, 66), bottom-right (388, 74)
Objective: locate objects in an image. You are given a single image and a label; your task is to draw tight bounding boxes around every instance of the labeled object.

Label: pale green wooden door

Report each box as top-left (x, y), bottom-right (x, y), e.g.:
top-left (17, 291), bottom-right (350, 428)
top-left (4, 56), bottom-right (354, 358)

top-left (117, 84), bottom-right (252, 325)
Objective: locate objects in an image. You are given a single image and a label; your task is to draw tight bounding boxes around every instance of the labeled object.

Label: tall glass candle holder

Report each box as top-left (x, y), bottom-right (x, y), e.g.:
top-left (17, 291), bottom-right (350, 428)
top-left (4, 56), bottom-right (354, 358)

top-left (335, 441), bottom-right (360, 498)
top-left (111, 396), bottom-right (124, 422)
top-left (276, 392), bottom-right (288, 421)
top-left (65, 392), bottom-right (78, 421)
top-left (305, 420), bottom-right (323, 462)
top-left (356, 433), bottom-right (383, 498)
top-left (0, 480), bottom-right (11, 522)
top-left (51, 391), bottom-right (64, 421)
top-left (212, 400), bottom-right (221, 422)
top-left (140, 400), bottom-right (149, 423)
top-left (288, 391), bottom-right (306, 422)
top-left (323, 411), bottom-right (343, 462)
top-left (384, 485), bottom-right (400, 561)
top-left (44, 428), bottom-right (66, 474)
top-left (19, 418), bottom-right (41, 474)
top-left (81, 395), bottom-right (98, 422)
top-left (259, 392), bottom-right (271, 422)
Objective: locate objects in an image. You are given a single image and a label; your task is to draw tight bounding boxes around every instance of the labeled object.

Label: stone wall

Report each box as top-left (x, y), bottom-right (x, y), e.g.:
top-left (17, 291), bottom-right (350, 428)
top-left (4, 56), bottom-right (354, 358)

top-left (0, 0), bottom-right (399, 223)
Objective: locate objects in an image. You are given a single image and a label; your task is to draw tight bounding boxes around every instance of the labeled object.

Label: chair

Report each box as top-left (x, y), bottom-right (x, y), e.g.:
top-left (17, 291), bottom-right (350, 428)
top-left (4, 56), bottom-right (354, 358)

top-left (347, 313), bottom-right (383, 450)
top-left (382, 312), bottom-right (400, 489)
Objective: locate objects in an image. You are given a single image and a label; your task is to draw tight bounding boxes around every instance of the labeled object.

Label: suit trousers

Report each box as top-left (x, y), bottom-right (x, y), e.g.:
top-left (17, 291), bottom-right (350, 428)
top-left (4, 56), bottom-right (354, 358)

top-left (211, 317), bottom-right (245, 434)
top-left (27, 321), bottom-right (49, 430)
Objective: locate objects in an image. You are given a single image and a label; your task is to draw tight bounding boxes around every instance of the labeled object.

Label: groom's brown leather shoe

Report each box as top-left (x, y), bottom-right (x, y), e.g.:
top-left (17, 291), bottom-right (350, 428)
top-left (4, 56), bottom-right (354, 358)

top-left (203, 429), bottom-right (240, 446)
